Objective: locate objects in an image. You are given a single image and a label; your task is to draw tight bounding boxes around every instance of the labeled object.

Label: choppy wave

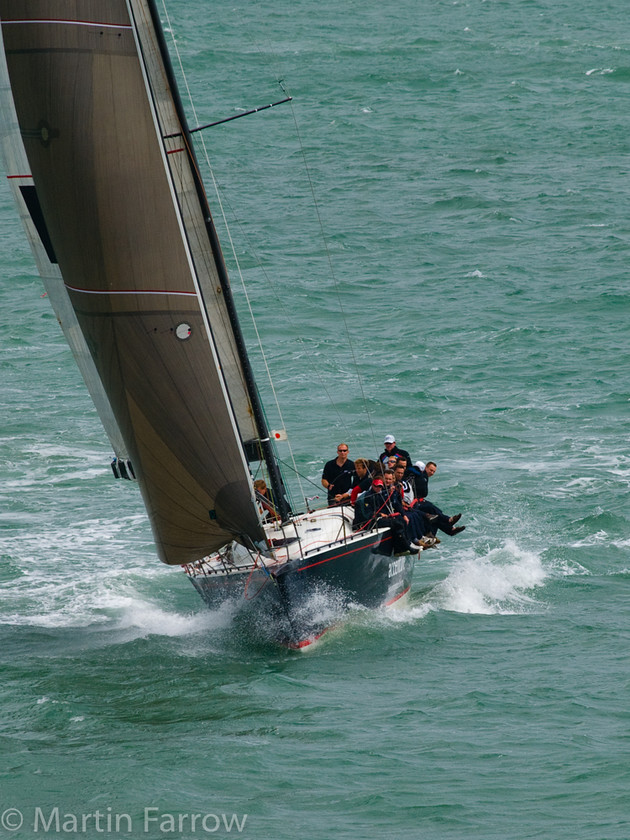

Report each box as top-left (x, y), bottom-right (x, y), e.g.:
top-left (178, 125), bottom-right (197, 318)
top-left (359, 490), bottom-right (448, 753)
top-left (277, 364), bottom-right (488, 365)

top-left (428, 541), bottom-right (548, 615)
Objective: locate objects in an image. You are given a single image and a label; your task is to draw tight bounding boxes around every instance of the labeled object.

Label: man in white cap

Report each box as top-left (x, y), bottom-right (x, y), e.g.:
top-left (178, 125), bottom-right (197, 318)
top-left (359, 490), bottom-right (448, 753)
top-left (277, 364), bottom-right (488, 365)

top-left (378, 434), bottom-right (412, 467)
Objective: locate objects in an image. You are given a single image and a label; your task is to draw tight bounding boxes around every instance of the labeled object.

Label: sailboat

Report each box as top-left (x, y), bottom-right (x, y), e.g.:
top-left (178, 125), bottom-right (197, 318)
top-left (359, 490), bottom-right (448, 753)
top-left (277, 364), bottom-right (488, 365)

top-left (0, 0), bottom-right (416, 647)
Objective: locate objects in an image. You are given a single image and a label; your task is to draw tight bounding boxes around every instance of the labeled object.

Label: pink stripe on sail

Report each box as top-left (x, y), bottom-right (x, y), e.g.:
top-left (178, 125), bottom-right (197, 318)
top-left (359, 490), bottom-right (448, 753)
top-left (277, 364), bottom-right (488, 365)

top-left (64, 284), bottom-right (196, 298)
top-left (1, 19), bottom-right (132, 30)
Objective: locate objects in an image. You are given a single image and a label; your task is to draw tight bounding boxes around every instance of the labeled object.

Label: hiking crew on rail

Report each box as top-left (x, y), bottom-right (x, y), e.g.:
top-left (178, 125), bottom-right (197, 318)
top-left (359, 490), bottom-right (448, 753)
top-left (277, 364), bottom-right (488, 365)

top-left (320, 435), bottom-right (466, 551)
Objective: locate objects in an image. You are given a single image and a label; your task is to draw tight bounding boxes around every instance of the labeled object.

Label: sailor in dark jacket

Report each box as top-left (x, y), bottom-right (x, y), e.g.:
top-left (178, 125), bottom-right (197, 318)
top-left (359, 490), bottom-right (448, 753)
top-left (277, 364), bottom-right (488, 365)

top-left (353, 475), bottom-right (418, 554)
top-left (321, 443), bottom-right (355, 505)
top-left (377, 434), bottom-right (412, 467)
top-left (408, 460), bottom-right (465, 537)
top-left (406, 460), bottom-right (429, 499)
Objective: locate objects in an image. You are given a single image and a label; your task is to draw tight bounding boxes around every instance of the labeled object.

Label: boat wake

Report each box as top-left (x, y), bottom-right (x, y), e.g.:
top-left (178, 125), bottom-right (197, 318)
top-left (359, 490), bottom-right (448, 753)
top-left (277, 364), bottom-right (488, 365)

top-left (238, 540), bottom-right (556, 646)
top-left (113, 597), bottom-right (238, 640)
top-left (327, 540), bottom-right (554, 642)
top-left (428, 539), bottom-right (549, 616)
top-left (0, 527), bottom-right (569, 650)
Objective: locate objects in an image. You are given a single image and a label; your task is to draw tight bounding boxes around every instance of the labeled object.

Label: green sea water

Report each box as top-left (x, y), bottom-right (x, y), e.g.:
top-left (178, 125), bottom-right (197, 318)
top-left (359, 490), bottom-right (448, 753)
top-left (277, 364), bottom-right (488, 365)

top-left (1, 1), bottom-right (629, 838)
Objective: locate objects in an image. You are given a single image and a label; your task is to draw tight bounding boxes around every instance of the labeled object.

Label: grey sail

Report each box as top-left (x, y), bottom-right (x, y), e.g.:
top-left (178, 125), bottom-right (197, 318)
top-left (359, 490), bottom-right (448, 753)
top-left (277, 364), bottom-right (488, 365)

top-left (0, 0), bottom-right (267, 564)
top-left (0, 27), bottom-right (130, 464)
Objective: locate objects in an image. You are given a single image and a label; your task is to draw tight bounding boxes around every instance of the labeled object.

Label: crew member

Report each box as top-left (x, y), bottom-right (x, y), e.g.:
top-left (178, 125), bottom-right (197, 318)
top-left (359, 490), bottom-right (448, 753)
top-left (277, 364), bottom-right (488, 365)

top-left (321, 443), bottom-right (355, 505)
top-left (378, 434), bottom-right (412, 466)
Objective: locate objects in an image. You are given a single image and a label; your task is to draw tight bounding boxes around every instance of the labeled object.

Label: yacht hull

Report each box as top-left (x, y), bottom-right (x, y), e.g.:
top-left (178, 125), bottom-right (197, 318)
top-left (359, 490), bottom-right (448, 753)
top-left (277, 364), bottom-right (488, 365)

top-left (188, 530), bottom-right (415, 647)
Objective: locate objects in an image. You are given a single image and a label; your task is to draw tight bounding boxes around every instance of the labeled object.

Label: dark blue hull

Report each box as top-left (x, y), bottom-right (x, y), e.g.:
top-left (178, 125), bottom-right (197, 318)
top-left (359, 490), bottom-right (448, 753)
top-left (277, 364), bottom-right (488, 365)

top-left (188, 531), bottom-right (414, 647)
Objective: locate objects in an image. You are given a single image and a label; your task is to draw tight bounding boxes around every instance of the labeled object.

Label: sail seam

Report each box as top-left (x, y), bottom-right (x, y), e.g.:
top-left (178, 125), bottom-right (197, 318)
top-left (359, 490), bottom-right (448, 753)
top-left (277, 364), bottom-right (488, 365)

top-left (64, 284), bottom-right (196, 297)
top-left (1, 20), bottom-right (133, 29)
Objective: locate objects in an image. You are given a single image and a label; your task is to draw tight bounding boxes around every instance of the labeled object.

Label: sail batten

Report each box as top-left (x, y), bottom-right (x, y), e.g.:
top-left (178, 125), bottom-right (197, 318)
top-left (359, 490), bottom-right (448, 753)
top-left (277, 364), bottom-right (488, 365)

top-left (0, 0), bottom-right (268, 564)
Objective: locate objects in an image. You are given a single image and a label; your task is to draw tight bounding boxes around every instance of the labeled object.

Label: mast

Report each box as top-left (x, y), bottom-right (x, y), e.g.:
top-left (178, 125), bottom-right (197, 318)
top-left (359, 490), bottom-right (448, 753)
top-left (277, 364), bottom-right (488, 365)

top-left (142, 0), bottom-right (292, 521)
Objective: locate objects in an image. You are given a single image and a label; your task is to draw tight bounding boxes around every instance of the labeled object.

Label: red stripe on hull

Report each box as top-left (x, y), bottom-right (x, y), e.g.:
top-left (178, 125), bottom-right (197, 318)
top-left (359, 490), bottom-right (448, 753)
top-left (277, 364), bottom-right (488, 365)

top-left (386, 585), bottom-right (411, 606)
top-left (296, 535), bottom-right (389, 573)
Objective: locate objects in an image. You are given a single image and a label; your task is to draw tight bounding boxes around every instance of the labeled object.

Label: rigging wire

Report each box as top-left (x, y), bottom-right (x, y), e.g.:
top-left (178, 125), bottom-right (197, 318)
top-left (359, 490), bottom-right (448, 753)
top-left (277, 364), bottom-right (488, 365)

top-left (232, 13), bottom-right (379, 457)
top-left (158, 1), bottom-right (379, 481)
top-left (280, 87), bottom-right (378, 457)
top-left (157, 0), bottom-right (306, 505)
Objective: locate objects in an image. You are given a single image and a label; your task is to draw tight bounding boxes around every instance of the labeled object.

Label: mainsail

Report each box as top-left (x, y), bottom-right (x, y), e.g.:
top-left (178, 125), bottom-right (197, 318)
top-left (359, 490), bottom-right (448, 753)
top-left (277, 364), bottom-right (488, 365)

top-left (0, 0), bottom-right (270, 564)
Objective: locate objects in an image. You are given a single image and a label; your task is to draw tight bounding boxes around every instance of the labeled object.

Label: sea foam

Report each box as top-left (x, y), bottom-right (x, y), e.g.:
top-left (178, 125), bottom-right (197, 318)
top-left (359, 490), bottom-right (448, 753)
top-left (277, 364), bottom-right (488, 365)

top-left (428, 540), bottom-right (548, 616)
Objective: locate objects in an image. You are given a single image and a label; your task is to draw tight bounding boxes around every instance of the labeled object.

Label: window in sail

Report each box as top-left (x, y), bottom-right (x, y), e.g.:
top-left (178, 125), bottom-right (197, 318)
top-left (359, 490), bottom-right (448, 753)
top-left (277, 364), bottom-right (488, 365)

top-left (19, 186), bottom-right (57, 264)
top-left (175, 323), bottom-right (192, 340)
